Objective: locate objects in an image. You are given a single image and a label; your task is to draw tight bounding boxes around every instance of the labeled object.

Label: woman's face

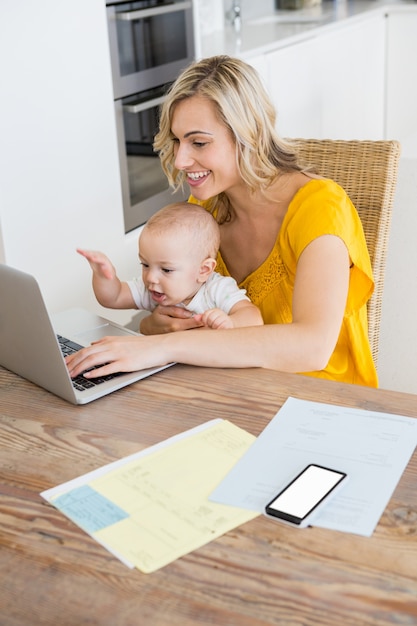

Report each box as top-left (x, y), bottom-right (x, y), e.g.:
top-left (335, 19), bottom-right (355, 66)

top-left (171, 95), bottom-right (241, 201)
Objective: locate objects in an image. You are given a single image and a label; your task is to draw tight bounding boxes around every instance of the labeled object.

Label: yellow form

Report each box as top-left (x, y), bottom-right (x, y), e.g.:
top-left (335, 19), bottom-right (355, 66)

top-left (42, 419), bottom-right (258, 573)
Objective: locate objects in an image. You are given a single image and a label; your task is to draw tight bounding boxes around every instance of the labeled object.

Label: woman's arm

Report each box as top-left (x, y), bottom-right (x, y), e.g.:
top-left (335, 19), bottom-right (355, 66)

top-left (66, 235), bottom-right (349, 377)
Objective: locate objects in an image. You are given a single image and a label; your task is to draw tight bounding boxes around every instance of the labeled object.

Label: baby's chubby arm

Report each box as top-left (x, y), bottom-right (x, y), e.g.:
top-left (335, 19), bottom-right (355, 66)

top-left (194, 300), bottom-right (263, 330)
top-left (77, 248), bottom-right (135, 309)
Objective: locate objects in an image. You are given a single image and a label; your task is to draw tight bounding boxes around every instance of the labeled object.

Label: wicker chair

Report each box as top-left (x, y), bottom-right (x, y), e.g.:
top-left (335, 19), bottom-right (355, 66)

top-left (292, 138), bottom-right (401, 369)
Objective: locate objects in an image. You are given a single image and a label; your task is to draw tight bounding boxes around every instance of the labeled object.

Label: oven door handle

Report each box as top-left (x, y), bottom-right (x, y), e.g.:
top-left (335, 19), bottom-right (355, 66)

top-left (123, 95), bottom-right (166, 115)
top-left (115, 1), bottom-right (192, 21)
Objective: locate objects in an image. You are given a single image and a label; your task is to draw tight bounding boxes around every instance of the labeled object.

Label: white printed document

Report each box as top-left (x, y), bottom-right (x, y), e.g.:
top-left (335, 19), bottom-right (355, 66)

top-left (210, 397), bottom-right (417, 536)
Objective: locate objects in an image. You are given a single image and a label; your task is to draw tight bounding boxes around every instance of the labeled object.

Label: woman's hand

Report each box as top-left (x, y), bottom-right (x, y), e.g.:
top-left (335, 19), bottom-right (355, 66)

top-left (140, 305), bottom-right (204, 335)
top-left (65, 335), bottom-right (170, 379)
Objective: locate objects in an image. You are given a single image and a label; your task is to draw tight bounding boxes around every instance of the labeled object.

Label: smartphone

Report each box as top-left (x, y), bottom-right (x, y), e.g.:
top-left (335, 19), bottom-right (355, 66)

top-left (264, 464), bottom-right (348, 528)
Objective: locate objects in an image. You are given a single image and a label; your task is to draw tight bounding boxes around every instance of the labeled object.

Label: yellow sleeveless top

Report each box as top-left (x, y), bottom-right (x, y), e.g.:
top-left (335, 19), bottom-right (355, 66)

top-left (190, 179), bottom-right (378, 387)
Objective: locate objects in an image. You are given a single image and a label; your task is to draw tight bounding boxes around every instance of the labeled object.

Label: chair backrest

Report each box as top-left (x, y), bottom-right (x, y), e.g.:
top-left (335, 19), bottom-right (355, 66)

top-left (292, 138), bottom-right (401, 369)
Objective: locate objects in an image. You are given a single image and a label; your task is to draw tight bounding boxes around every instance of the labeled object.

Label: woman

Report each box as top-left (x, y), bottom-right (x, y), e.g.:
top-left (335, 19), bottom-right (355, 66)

top-left (67, 55), bottom-right (377, 387)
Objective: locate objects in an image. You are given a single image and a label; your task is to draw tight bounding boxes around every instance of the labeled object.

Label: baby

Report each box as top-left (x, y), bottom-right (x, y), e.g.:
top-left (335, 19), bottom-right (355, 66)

top-left (78, 202), bottom-right (263, 330)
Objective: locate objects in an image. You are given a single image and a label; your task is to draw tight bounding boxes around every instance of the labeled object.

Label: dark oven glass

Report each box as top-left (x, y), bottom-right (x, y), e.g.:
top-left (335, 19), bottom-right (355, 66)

top-left (115, 84), bottom-right (186, 233)
top-left (107, 0), bottom-right (194, 99)
top-left (117, 3), bottom-right (187, 75)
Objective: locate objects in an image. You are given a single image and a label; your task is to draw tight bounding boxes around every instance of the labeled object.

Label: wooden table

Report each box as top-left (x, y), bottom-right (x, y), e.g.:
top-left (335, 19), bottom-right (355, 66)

top-left (1, 363), bottom-right (417, 626)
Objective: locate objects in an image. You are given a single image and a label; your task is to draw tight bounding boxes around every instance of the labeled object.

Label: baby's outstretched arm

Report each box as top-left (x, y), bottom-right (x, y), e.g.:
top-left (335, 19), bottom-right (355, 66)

top-left (77, 248), bottom-right (116, 280)
top-left (195, 301), bottom-right (263, 330)
top-left (77, 248), bottom-right (135, 310)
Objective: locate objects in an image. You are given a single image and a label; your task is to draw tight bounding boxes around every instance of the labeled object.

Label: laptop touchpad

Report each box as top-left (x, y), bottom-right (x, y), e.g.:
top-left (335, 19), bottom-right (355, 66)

top-left (73, 324), bottom-right (136, 346)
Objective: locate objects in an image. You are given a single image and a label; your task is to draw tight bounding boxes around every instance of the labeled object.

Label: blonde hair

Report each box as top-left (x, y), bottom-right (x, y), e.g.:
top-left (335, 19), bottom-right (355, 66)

top-left (154, 55), bottom-right (303, 223)
top-left (143, 202), bottom-right (220, 259)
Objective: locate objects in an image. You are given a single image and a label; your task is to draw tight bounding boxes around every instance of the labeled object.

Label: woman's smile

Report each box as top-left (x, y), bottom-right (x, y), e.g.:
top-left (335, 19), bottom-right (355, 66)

top-left (186, 170), bottom-right (211, 186)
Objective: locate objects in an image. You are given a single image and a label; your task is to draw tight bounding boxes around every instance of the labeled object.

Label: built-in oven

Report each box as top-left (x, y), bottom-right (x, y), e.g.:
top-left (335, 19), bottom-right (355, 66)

top-left (106, 0), bottom-right (195, 232)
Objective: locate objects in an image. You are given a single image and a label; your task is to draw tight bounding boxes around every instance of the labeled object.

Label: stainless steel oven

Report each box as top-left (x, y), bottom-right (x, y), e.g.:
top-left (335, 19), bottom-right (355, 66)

top-left (106, 0), bottom-right (195, 232)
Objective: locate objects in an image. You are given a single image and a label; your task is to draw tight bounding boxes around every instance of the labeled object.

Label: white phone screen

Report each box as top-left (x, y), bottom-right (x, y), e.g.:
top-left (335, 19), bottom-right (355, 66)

top-left (266, 465), bottom-right (347, 522)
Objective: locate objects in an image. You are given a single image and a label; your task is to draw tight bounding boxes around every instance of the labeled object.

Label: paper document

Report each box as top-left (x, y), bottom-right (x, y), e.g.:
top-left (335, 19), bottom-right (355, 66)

top-left (41, 419), bottom-right (257, 573)
top-left (210, 397), bottom-right (417, 536)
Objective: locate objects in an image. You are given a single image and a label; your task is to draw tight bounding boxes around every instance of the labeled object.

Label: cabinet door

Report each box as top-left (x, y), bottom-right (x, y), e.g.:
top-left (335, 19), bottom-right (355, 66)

top-left (266, 15), bottom-right (385, 140)
top-left (245, 53), bottom-right (268, 86)
top-left (266, 37), bottom-right (322, 138)
top-left (386, 12), bottom-right (417, 144)
top-left (318, 15), bottom-right (385, 140)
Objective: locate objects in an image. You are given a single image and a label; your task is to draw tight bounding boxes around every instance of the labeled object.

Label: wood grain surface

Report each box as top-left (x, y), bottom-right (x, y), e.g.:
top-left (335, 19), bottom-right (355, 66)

top-left (1, 364), bottom-right (417, 626)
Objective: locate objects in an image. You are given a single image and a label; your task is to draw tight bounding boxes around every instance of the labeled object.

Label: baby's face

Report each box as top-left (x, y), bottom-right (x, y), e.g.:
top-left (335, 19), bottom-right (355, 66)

top-left (138, 229), bottom-right (207, 307)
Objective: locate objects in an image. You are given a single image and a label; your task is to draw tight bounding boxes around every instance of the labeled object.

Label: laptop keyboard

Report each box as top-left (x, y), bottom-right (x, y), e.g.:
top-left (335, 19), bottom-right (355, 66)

top-left (58, 335), bottom-right (122, 392)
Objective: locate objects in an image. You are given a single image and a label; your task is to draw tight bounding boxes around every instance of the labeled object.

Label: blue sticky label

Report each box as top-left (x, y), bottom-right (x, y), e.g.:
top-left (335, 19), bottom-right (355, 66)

top-left (53, 484), bottom-right (128, 533)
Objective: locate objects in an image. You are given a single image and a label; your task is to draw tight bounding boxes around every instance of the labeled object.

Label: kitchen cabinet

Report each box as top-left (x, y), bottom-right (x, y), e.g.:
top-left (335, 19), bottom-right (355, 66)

top-left (266, 37), bottom-right (322, 138)
top-left (245, 53), bottom-right (268, 86)
top-left (265, 14), bottom-right (385, 140)
top-left (318, 15), bottom-right (385, 140)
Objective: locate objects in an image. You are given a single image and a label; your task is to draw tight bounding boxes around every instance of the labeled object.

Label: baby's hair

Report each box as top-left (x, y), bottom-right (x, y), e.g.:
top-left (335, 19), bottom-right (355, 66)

top-left (144, 202), bottom-right (220, 259)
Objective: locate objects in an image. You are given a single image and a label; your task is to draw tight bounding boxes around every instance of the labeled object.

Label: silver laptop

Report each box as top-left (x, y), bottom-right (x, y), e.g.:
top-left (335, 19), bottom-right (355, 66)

top-left (0, 264), bottom-right (173, 404)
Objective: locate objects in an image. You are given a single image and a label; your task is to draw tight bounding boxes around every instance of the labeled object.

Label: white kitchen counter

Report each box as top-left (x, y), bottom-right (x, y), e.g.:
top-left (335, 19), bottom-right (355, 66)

top-left (199, 0), bottom-right (416, 59)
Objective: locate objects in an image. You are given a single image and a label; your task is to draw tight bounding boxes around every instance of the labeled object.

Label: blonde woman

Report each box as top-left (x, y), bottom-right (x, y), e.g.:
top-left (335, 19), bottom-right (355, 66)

top-left (67, 55), bottom-right (377, 387)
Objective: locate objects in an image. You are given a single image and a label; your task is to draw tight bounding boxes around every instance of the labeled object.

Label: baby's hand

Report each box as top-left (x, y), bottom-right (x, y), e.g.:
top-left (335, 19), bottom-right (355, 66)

top-left (194, 308), bottom-right (234, 329)
top-left (77, 248), bottom-right (115, 280)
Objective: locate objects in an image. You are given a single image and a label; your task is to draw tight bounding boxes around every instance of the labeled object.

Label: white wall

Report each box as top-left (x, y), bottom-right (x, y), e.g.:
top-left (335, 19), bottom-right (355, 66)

top-left (377, 136), bottom-right (417, 393)
top-left (0, 0), bottom-right (141, 325)
top-left (375, 11), bottom-right (417, 393)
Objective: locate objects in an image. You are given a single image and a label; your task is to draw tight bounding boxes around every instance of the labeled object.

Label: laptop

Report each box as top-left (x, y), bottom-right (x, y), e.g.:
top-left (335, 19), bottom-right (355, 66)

top-left (0, 264), bottom-right (173, 404)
